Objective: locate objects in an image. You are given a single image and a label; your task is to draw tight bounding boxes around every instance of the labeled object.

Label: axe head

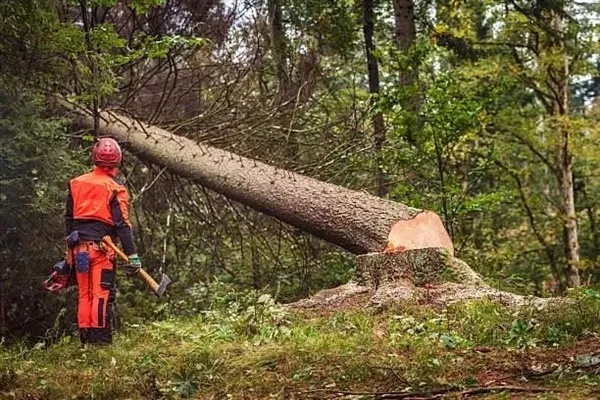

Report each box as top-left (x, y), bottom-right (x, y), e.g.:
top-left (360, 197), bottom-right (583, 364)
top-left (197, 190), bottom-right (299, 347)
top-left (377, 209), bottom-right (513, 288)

top-left (154, 273), bottom-right (172, 297)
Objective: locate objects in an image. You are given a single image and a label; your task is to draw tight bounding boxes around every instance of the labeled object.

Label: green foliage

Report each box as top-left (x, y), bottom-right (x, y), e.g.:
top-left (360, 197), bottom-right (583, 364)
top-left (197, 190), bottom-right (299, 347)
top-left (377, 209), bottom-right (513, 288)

top-left (131, 0), bottom-right (165, 15)
top-left (201, 289), bottom-right (292, 341)
top-left (286, 0), bottom-right (361, 57)
top-left (387, 293), bottom-right (600, 352)
top-left (1, 298), bottom-right (600, 398)
top-left (0, 0), bottom-right (71, 87)
top-left (373, 0), bottom-right (600, 290)
top-left (0, 87), bottom-right (88, 339)
top-left (507, 318), bottom-right (536, 348)
top-left (585, 288), bottom-right (600, 301)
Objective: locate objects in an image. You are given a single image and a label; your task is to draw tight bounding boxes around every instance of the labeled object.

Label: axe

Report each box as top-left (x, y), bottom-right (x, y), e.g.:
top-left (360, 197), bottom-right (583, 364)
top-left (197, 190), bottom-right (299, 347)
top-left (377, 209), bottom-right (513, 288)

top-left (101, 236), bottom-right (172, 297)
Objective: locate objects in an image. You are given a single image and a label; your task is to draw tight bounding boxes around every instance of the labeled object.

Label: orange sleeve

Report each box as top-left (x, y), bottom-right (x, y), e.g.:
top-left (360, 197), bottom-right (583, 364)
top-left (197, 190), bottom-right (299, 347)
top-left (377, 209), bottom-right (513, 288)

top-left (109, 185), bottom-right (137, 255)
top-left (115, 187), bottom-right (132, 227)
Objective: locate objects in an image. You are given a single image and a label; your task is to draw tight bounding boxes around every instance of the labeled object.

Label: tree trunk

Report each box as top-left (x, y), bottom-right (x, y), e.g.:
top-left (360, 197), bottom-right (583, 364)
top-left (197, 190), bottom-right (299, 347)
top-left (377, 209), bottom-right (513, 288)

top-left (551, 12), bottom-right (580, 287)
top-left (60, 100), bottom-right (454, 256)
top-left (362, 0), bottom-right (388, 198)
top-left (267, 0), bottom-right (288, 101)
top-left (391, 0), bottom-right (418, 144)
top-left (392, 0), bottom-right (416, 60)
top-left (581, 185), bottom-right (599, 264)
top-left (0, 267), bottom-right (5, 336)
top-left (556, 117), bottom-right (580, 287)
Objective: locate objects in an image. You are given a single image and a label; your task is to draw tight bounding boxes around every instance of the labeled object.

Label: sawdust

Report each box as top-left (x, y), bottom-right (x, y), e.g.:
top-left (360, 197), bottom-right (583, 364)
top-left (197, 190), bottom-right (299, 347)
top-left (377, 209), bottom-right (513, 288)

top-left (285, 282), bottom-right (373, 316)
top-left (286, 281), bottom-right (564, 313)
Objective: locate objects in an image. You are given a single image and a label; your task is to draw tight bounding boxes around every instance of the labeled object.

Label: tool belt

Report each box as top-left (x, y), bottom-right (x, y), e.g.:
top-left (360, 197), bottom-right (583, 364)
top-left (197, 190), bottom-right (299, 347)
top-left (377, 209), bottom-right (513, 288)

top-left (66, 230), bottom-right (113, 273)
top-left (44, 231), bottom-right (114, 293)
top-left (43, 231), bottom-right (81, 292)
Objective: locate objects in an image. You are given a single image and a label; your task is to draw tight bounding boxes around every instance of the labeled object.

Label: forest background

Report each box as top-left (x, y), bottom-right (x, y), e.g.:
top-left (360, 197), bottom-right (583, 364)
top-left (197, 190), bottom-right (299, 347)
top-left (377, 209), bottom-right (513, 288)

top-left (0, 0), bottom-right (599, 341)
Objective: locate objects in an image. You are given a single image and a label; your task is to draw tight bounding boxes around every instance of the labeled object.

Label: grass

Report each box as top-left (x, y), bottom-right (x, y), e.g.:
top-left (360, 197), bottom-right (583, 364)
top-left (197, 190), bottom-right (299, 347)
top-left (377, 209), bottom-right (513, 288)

top-left (1, 289), bottom-right (599, 399)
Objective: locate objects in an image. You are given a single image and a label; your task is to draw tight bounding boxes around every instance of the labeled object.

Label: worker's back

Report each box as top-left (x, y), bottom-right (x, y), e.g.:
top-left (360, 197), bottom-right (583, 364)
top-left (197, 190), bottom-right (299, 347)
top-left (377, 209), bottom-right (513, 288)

top-left (70, 168), bottom-right (122, 226)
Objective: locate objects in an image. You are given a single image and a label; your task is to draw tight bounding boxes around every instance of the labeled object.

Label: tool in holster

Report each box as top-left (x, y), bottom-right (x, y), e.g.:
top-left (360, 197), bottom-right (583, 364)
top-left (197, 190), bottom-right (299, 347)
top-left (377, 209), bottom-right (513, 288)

top-left (101, 236), bottom-right (172, 298)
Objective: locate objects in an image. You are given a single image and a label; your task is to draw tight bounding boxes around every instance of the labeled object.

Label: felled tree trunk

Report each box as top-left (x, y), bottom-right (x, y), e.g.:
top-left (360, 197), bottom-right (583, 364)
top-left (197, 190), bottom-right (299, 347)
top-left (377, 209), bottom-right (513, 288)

top-left (60, 100), bottom-right (453, 256)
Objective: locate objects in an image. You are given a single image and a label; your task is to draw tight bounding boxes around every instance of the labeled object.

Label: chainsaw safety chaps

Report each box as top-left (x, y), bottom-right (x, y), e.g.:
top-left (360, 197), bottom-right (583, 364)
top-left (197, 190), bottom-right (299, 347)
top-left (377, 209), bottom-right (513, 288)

top-left (74, 241), bottom-right (116, 344)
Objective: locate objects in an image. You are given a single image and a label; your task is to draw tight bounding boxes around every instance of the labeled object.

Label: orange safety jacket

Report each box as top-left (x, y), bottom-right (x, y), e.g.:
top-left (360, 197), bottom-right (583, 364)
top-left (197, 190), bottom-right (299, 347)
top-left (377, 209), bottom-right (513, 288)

top-left (65, 167), bottom-right (137, 255)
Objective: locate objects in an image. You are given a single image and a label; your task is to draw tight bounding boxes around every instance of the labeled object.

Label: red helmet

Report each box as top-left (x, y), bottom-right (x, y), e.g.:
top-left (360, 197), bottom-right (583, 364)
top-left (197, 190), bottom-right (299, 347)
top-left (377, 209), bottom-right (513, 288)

top-left (92, 137), bottom-right (122, 167)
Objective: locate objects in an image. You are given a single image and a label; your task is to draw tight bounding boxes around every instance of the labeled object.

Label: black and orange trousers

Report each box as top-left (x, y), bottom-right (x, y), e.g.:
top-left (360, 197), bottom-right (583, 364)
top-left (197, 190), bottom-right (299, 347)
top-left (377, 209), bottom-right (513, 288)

top-left (70, 241), bottom-right (116, 344)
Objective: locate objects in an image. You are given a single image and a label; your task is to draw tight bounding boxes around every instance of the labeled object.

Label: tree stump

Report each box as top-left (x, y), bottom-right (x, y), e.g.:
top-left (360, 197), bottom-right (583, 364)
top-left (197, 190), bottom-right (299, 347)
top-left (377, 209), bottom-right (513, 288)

top-left (287, 248), bottom-right (562, 313)
top-left (354, 247), bottom-right (486, 288)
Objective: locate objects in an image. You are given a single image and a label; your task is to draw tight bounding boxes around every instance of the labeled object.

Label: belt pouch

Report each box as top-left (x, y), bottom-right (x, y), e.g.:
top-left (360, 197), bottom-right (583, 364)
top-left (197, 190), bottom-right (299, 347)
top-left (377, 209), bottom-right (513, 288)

top-left (75, 251), bottom-right (89, 273)
top-left (100, 269), bottom-right (115, 290)
top-left (66, 231), bottom-right (80, 248)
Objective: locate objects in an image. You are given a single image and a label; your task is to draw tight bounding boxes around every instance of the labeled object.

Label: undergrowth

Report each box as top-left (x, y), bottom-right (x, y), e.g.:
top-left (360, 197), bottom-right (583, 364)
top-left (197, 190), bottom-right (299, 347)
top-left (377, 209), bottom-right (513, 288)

top-left (1, 287), bottom-right (599, 399)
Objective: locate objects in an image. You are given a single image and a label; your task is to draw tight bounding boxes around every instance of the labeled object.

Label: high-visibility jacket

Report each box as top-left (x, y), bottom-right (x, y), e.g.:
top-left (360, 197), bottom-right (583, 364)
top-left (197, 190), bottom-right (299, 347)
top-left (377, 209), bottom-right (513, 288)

top-left (65, 167), bottom-right (137, 255)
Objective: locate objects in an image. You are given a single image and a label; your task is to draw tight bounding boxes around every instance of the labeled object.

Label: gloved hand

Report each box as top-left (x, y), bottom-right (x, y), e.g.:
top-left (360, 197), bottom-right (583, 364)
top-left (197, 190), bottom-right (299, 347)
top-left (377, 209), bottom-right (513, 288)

top-left (127, 254), bottom-right (142, 274)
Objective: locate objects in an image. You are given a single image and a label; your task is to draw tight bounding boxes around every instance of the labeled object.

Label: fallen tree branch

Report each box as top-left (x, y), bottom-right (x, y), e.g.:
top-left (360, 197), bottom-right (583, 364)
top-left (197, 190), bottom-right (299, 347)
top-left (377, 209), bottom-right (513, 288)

top-left (367, 365), bottom-right (409, 385)
top-left (302, 385), bottom-right (558, 399)
top-left (483, 366), bottom-right (560, 386)
top-left (451, 385), bottom-right (556, 398)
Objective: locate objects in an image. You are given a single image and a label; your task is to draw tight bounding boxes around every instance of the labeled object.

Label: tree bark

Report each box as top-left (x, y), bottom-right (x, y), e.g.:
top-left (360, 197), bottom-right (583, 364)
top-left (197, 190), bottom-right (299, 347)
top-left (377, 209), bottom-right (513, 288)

top-left (267, 0), bottom-right (288, 101)
top-left (0, 267), bottom-right (5, 336)
top-left (556, 118), bottom-right (580, 287)
top-left (581, 185), bottom-right (599, 263)
top-left (392, 0), bottom-right (416, 59)
top-left (551, 12), bottom-right (580, 287)
top-left (59, 100), bottom-right (454, 256)
top-left (391, 0), bottom-right (418, 144)
top-left (362, 0), bottom-right (388, 198)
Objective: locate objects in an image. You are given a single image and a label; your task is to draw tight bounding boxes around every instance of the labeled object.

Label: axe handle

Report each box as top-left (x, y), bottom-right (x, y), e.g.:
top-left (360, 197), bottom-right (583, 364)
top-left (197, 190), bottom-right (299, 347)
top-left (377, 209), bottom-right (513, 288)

top-left (101, 236), bottom-right (159, 292)
top-left (138, 269), bottom-right (159, 292)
